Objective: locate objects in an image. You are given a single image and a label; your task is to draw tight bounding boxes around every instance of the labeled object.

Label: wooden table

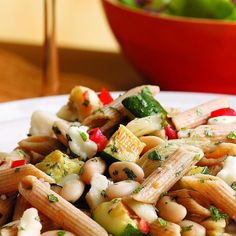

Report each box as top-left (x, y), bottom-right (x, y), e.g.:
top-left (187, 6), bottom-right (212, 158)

top-left (0, 42), bottom-right (145, 102)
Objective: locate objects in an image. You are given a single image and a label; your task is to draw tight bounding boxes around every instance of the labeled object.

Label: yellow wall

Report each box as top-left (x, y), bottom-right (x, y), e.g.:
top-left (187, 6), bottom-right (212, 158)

top-left (0, 0), bottom-right (119, 51)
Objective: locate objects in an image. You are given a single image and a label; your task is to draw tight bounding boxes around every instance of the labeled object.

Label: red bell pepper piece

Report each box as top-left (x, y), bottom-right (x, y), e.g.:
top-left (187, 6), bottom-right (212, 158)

top-left (210, 108), bottom-right (236, 118)
top-left (11, 159), bottom-right (26, 168)
top-left (165, 125), bottom-right (178, 140)
top-left (99, 88), bottom-right (113, 105)
top-left (88, 128), bottom-right (108, 152)
top-left (137, 218), bottom-right (150, 234)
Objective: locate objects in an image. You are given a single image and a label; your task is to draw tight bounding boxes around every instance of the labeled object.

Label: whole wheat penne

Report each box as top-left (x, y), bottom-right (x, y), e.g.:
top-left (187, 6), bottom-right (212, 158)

top-left (137, 138), bottom-right (210, 177)
top-left (181, 174), bottom-right (236, 220)
top-left (0, 195), bottom-right (16, 226)
top-left (12, 195), bottom-right (31, 221)
top-left (169, 190), bottom-right (211, 217)
top-left (178, 124), bottom-right (236, 143)
top-left (18, 136), bottom-right (63, 156)
top-left (0, 220), bottom-right (19, 236)
top-left (172, 97), bottom-right (229, 131)
top-left (12, 195), bottom-right (59, 232)
top-left (82, 85), bottom-right (160, 135)
top-left (132, 145), bottom-right (204, 204)
top-left (149, 219), bottom-right (181, 236)
top-left (18, 175), bottom-right (108, 236)
top-left (0, 164), bottom-right (54, 194)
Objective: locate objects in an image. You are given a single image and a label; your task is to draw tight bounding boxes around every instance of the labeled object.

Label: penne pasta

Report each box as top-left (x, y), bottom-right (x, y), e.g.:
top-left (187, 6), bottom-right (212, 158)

top-left (0, 195), bottom-right (16, 226)
top-left (12, 195), bottom-right (31, 221)
top-left (82, 85), bottom-right (160, 135)
top-left (182, 174), bottom-right (236, 220)
top-left (18, 136), bottom-right (63, 156)
top-left (0, 220), bottom-right (19, 236)
top-left (133, 145), bottom-right (203, 204)
top-left (169, 189), bottom-right (211, 217)
top-left (18, 175), bottom-right (108, 236)
top-left (0, 164), bottom-right (54, 194)
top-left (172, 97), bottom-right (229, 131)
top-left (178, 124), bottom-right (236, 143)
top-left (137, 137), bottom-right (210, 177)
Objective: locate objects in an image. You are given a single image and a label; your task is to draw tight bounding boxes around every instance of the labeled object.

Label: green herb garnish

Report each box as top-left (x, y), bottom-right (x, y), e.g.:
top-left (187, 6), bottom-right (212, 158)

top-left (48, 194), bottom-right (59, 203)
top-left (181, 225), bottom-right (193, 233)
top-left (227, 131), bottom-right (236, 140)
top-left (209, 206), bottom-right (228, 221)
top-left (201, 166), bottom-right (210, 174)
top-left (231, 181), bottom-right (236, 191)
top-left (58, 230), bottom-right (66, 236)
top-left (204, 130), bottom-right (214, 137)
top-left (133, 186), bottom-right (144, 193)
top-left (148, 150), bottom-right (162, 161)
top-left (79, 131), bottom-right (88, 141)
top-left (123, 167), bottom-right (137, 180)
top-left (158, 218), bottom-right (167, 227)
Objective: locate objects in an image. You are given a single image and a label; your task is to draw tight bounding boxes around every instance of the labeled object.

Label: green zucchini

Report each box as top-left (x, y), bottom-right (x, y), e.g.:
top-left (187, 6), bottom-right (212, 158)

top-left (101, 125), bottom-right (145, 163)
top-left (122, 87), bottom-right (167, 118)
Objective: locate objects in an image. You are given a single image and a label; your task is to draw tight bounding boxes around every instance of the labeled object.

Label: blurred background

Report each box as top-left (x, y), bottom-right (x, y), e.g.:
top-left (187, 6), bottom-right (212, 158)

top-left (0, 0), bottom-right (144, 102)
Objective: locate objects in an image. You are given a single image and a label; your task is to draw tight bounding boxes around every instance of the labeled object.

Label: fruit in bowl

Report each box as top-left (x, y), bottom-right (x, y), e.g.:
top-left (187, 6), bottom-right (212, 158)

top-left (102, 0), bottom-right (236, 94)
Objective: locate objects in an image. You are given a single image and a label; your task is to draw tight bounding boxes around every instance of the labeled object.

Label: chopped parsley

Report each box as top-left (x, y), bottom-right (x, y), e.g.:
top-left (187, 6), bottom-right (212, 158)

top-left (181, 225), bottom-right (193, 233)
top-left (175, 171), bottom-right (181, 177)
top-left (204, 130), bottom-right (214, 137)
top-left (199, 178), bottom-right (205, 184)
top-left (15, 167), bottom-right (22, 173)
top-left (123, 167), bottom-right (137, 180)
top-left (101, 190), bottom-right (107, 198)
top-left (158, 218), bottom-right (167, 227)
top-left (19, 226), bottom-right (25, 231)
top-left (227, 131), bottom-right (236, 140)
top-left (231, 181), bottom-right (236, 191)
top-left (79, 131), bottom-right (88, 142)
top-left (58, 230), bottom-right (66, 236)
top-left (133, 186), bottom-right (144, 193)
top-left (92, 108), bottom-right (104, 115)
top-left (112, 198), bottom-right (120, 204)
top-left (209, 206), bottom-right (228, 221)
top-left (148, 150), bottom-right (162, 161)
top-left (201, 166), bottom-right (210, 175)
top-left (48, 194), bottom-right (59, 203)
top-left (196, 108), bottom-right (203, 116)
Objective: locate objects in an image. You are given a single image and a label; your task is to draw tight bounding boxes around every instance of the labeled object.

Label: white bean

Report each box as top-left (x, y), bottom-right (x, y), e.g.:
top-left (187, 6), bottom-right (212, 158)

top-left (156, 196), bottom-right (187, 223)
top-left (106, 180), bottom-right (140, 199)
top-left (179, 220), bottom-right (206, 236)
top-left (109, 161), bottom-right (144, 182)
top-left (140, 136), bottom-right (165, 154)
top-left (60, 179), bottom-right (85, 203)
top-left (81, 157), bottom-right (106, 185)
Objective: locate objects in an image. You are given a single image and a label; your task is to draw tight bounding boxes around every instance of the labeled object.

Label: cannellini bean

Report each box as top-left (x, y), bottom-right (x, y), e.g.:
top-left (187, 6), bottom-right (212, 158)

top-left (150, 220), bottom-right (181, 236)
top-left (106, 180), bottom-right (140, 199)
top-left (60, 179), bottom-right (85, 203)
top-left (109, 161), bottom-right (144, 182)
top-left (179, 220), bottom-right (206, 236)
top-left (140, 136), bottom-right (165, 154)
top-left (200, 218), bottom-right (226, 230)
top-left (81, 157), bottom-right (106, 185)
top-left (156, 196), bottom-right (187, 223)
top-left (41, 230), bottom-right (76, 236)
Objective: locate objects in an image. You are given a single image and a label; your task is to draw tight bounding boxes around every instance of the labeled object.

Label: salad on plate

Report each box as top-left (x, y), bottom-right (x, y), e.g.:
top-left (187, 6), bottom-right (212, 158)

top-left (0, 85), bottom-right (236, 235)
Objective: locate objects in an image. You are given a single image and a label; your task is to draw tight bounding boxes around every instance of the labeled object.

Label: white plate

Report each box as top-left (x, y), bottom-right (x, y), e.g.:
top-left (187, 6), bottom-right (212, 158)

top-left (0, 91), bottom-right (236, 152)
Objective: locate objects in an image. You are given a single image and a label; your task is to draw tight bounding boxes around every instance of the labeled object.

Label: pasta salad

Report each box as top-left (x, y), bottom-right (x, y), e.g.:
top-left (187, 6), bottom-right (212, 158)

top-left (0, 85), bottom-right (236, 236)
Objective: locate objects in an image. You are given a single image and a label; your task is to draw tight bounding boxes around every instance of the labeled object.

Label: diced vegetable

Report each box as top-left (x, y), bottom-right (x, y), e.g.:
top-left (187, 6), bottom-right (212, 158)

top-left (88, 128), bottom-right (108, 152)
top-left (101, 125), bottom-right (145, 163)
top-left (187, 166), bottom-right (210, 176)
top-left (122, 87), bottom-right (167, 118)
top-left (99, 88), bottom-right (113, 105)
top-left (35, 150), bottom-right (84, 182)
top-left (137, 219), bottom-right (150, 235)
top-left (93, 199), bottom-right (143, 236)
top-left (164, 125), bottom-right (178, 140)
top-left (11, 159), bottom-right (26, 168)
top-left (210, 108), bottom-right (236, 118)
top-left (126, 115), bottom-right (162, 137)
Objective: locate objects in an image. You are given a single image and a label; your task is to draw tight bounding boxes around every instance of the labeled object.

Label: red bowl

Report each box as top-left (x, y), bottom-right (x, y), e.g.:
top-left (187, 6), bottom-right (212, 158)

top-left (102, 0), bottom-right (236, 94)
